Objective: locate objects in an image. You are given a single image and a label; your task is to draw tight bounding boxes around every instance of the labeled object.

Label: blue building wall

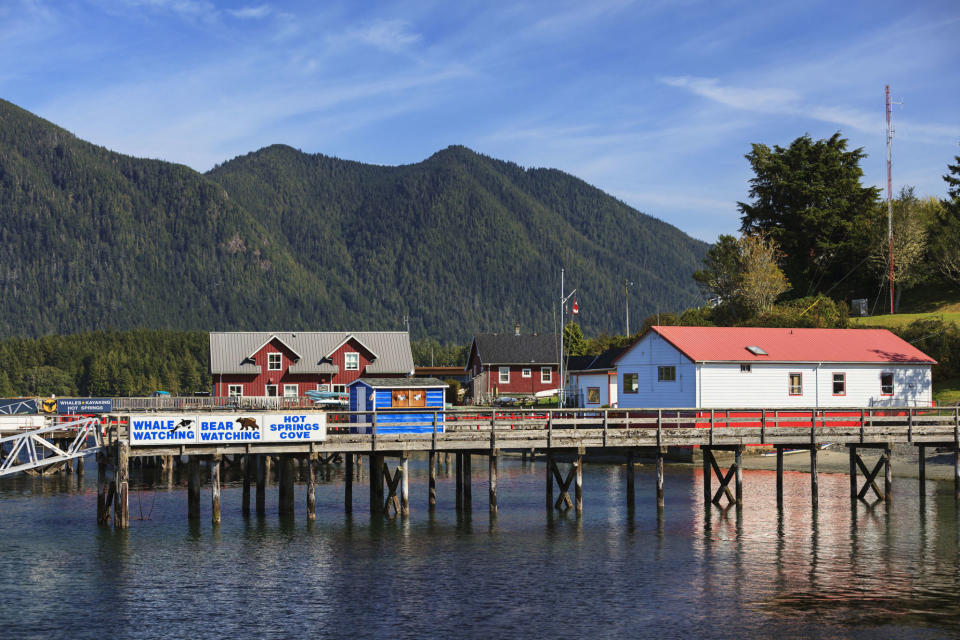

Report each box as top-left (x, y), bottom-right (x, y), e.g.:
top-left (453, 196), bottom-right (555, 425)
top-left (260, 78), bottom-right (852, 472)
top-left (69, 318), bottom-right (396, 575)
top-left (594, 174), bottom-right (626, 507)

top-left (349, 383), bottom-right (445, 433)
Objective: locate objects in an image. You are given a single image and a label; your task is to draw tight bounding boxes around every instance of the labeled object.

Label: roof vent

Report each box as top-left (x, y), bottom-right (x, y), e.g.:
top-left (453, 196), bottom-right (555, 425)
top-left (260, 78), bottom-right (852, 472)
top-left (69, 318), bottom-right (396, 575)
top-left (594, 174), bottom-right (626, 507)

top-left (746, 345), bottom-right (768, 356)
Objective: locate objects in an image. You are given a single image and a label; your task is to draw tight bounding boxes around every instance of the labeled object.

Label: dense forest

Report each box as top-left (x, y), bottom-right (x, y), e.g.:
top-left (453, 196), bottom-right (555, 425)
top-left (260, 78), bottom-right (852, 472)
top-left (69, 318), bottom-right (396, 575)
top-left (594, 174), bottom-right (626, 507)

top-left (0, 98), bottom-right (708, 342)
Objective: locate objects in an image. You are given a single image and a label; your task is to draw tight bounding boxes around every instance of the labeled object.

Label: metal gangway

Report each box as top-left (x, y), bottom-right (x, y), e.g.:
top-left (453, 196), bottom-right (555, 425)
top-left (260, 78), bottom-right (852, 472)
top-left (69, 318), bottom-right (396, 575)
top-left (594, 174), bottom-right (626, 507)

top-left (0, 417), bottom-right (103, 477)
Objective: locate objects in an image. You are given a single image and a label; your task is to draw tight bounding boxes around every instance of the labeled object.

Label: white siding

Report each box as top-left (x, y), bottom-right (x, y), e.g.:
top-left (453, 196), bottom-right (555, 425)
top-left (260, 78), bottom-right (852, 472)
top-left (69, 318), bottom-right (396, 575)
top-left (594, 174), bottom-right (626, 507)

top-left (697, 362), bottom-right (932, 408)
top-left (617, 333), bottom-right (696, 409)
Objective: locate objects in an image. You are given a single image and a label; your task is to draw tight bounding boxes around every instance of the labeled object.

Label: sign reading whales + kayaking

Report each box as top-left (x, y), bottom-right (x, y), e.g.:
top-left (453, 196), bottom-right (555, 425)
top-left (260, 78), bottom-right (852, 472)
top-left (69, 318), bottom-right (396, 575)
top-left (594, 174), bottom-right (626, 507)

top-left (260, 413), bottom-right (327, 442)
top-left (130, 415), bottom-right (199, 445)
top-left (197, 415), bottom-right (263, 442)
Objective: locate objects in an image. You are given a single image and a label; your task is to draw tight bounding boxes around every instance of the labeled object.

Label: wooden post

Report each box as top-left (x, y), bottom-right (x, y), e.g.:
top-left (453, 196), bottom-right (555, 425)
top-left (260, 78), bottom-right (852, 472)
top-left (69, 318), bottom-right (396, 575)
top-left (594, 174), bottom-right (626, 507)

top-left (546, 451), bottom-right (554, 510)
top-left (211, 454), bottom-right (221, 525)
top-left (777, 446), bottom-right (784, 508)
top-left (463, 453), bottom-right (472, 512)
top-left (849, 446), bottom-right (857, 500)
top-left (76, 453), bottom-right (84, 476)
top-left (918, 445), bottom-right (926, 499)
top-left (810, 445), bottom-right (819, 509)
top-left (345, 453), bottom-right (353, 514)
top-left (264, 454), bottom-right (272, 481)
top-left (306, 453), bottom-right (317, 521)
top-left (955, 447), bottom-right (960, 501)
top-left (370, 454), bottom-right (384, 514)
top-left (884, 446), bottom-right (892, 502)
top-left (489, 450), bottom-right (498, 516)
top-left (256, 454), bottom-right (266, 515)
top-left (575, 455), bottom-right (583, 513)
top-left (188, 455), bottom-right (200, 520)
top-left (115, 441), bottom-right (129, 529)
top-left (242, 453), bottom-right (251, 516)
top-left (97, 451), bottom-right (107, 524)
top-left (400, 456), bottom-right (410, 517)
top-left (279, 454), bottom-right (295, 516)
top-left (656, 447), bottom-right (664, 509)
top-left (735, 447), bottom-right (743, 506)
top-left (626, 449), bottom-right (635, 510)
top-left (702, 448), bottom-right (712, 508)
top-left (455, 452), bottom-right (463, 512)
top-left (429, 451), bottom-right (437, 510)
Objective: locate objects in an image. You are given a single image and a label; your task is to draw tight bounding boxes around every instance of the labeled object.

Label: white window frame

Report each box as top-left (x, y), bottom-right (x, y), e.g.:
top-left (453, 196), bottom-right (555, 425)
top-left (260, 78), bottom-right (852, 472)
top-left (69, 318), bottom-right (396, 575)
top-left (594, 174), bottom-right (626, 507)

top-left (283, 384), bottom-right (298, 398)
top-left (540, 367), bottom-right (552, 383)
top-left (344, 352), bottom-right (359, 371)
top-left (267, 353), bottom-right (282, 371)
top-left (499, 366), bottom-right (510, 383)
top-left (522, 368), bottom-right (532, 378)
top-left (317, 384), bottom-right (331, 392)
top-left (880, 372), bottom-right (894, 396)
top-left (832, 373), bottom-right (846, 396)
top-left (227, 384), bottom-right (243, 397)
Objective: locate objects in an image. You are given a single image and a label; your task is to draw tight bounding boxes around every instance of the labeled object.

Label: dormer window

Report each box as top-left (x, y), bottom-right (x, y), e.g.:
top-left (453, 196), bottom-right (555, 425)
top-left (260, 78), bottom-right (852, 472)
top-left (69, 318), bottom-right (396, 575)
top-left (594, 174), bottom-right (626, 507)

top-left (345, 352), bottom-right (359, 371)
top-left (267, 353), bottom-right (282, 370)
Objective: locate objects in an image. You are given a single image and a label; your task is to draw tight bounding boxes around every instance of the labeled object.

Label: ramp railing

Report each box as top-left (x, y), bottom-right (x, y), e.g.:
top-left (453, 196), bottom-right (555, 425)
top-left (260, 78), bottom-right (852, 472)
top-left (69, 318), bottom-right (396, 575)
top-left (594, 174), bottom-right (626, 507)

top-left (0, 417), bottom-right (103, 477)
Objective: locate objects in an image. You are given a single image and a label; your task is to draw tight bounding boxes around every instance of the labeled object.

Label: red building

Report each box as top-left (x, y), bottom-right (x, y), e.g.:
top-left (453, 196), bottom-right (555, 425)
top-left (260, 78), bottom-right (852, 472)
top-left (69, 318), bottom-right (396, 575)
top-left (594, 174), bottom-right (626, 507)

top-left (465, 329), bottom-right (560, 403)
top-left (209, 331), bottom-right (414, 398)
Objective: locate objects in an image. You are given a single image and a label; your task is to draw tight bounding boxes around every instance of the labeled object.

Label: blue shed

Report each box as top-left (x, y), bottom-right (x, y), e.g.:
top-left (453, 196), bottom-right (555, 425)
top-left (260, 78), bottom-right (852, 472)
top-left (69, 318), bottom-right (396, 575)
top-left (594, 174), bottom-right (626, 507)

top-left (349, 377), bottom-right (448, 434)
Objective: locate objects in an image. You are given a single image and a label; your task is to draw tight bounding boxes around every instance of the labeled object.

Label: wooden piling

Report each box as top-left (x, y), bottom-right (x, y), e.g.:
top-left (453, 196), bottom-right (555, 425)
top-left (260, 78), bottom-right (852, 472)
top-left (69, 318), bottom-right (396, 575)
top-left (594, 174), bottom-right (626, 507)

top-left (188, 456), bottom-right (200, 520)
top-left (455, 453), bottom-right (463, 512)
top-left (918, 445), bottom-right (926, 498)
top-left (656, 448), bottom-right (664, 509)
top-left (345, 453), bottom-right (353, 514)
top-left (264, 454), bottom-right (272, 481)
top-left (115, 441), bottom-right (129, 529)
top-left (489, 450), bottom-right (498, 516)
top-left (884, 446), bottom-right (892, 502)
top-left (400, 456), bottom-right (409, 517)
top-left (256, 454), bottom-right (266, 515)
top-left (955, 448), bottom-right (960, 500)
top-left (97, 452), bottom-right (107, 525)
top-left (575, 455), bottom-right (583, 513)
top-left (546, 451), bottom-right (554, 510)
top-left (463, 453), bottom-right (472, 512)
top-left (735, 447), bottom-right (743, 505)
top-left (279, 454), bottom-right (295, 516)
top-left (429, 451), bottom-right (437, 510)
top-left (211, 454), bottom-right (221, 525)
top-left (242, 454), bottom-right (251, 516)
top-left (810, 445), bottom-right (818, 509)
top-left (370, 454), bottom-right (383, 514)
top-left (306, 453), bottom-right (316, 521)
top-left (849, 446), bottom-right (857, 500)
top-left (76, 454), bottom-right (84, 476)
top-left (625, 449), bottom-right (635, 510)
top-left (702, 448), bottom-right (712, 508)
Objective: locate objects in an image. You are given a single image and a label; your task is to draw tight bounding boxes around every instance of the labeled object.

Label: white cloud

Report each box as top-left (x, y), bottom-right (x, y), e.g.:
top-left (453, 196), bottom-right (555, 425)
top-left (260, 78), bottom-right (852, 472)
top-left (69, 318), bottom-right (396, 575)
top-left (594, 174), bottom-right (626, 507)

top-left (333, 19), bottom-right (422, 53)
top-left (227, 5), bottom-right (271, 20)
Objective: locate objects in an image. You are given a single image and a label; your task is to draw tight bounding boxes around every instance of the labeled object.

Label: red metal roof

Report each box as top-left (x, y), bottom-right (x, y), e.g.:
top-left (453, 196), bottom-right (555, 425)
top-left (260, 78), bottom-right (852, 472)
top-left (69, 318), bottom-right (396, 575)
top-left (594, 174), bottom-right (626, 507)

top-left (649, 326), bottom-right (936, 364)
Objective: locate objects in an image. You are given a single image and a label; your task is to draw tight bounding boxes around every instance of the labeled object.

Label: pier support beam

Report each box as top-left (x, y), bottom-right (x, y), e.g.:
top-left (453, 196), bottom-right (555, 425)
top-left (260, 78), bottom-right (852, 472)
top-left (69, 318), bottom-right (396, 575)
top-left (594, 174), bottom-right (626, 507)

top-left (489, 450), bottom-right (498, 516)
top-left (918, 444), bottom-right (927, 499)
top-left (256, 454), bottom-right (266, 515)
top-left (455, 453), bottom-right (463, 512)
top-left (242, 454), bottom-right (251, 516)
top-left (810, 446), bottom-right (818, 509)
top-left (115, 441), bottom-right (129, 529)
top-left (369, 454), bottom-right (384, 515)
top-left (656, 447), bottom-right (665, 509)
top-left (306, 453), bottom-right (316, 521)
top-left (211, 454), bottom-right (221, 525)
top-left (847, 444), bottom-right (892, 502)
top-left (401, 456), bottom-right (409, 518)
top-left (702, 446), bottom-right (743, 507)
top-left (625, 449), bottom-right (635, 510)
top-left (546, 451), bottom-right (554, 511)
top-left (546, 455), bottom-right (580, 512)
top-left (429, 451), bottom-right (437, 510)
top-left (97, 451), bottom-right (108, 525)
top-left (777, 446), bottom-right (785, 507)
top-left (345, 453), bottom-right (353, 514)
top-left (188, 456), bottom-right (200, 520)
top-left (463, 453), bottom-right (472, 512)
top-left (278, 454), bottom-right (295, 516)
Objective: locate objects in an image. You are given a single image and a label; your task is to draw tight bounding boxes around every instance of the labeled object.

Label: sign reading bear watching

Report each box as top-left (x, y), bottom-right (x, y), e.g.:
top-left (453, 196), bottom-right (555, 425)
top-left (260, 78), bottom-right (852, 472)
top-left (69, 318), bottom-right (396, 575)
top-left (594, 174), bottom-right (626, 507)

top-left (197, 414), bottom-right (264, 443)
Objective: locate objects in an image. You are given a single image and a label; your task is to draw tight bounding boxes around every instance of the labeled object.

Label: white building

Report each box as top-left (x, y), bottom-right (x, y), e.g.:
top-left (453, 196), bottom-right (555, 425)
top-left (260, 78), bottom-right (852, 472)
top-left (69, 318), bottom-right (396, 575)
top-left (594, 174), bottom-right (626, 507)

top-left (615, 326), bottom-right (936, 409)
top-left (565, 347), bottom-right (626, 407)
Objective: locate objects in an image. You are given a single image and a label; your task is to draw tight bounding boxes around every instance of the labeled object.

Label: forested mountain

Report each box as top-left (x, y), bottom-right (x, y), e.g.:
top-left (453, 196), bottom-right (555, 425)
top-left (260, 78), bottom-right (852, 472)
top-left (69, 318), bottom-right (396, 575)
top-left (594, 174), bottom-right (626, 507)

top-left (0, 98), bottom-right (707, 341)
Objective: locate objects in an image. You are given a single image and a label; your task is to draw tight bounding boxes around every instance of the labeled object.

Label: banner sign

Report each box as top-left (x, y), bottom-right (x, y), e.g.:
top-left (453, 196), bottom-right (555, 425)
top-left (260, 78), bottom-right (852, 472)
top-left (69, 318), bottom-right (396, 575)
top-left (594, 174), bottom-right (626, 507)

top-left (129, 413), bottom-right (326, 446)
top-left (57, 398), bottom-right (112, 414)
top-left (0, 399), bottom-right (38, 415)
top-left (130, 415), bottom-right (199, 446)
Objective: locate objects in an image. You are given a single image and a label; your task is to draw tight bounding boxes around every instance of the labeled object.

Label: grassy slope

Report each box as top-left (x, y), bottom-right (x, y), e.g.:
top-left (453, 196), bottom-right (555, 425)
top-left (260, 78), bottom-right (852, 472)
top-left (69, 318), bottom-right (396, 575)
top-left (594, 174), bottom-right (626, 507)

top-left (848, 283), bottom-right (960, 405)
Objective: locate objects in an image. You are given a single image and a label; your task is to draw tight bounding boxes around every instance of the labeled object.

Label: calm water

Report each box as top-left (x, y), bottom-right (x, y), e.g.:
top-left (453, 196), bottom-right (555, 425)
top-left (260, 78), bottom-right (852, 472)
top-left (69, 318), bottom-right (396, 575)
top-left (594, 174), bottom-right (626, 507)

top-left (3, 455), bottom-right (960, 639)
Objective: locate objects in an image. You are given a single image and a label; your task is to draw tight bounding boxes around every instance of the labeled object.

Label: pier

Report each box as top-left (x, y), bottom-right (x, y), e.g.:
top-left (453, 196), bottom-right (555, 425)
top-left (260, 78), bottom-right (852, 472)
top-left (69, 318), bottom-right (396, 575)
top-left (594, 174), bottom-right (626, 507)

top-left (7, 407), bottom-right (959, 528)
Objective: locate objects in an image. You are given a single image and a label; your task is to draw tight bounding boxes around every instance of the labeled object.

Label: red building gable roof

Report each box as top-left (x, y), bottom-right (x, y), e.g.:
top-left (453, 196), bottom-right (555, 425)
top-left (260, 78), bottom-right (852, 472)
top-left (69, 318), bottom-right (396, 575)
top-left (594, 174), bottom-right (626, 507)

top-left (644, 326), bottom-right (936, 364)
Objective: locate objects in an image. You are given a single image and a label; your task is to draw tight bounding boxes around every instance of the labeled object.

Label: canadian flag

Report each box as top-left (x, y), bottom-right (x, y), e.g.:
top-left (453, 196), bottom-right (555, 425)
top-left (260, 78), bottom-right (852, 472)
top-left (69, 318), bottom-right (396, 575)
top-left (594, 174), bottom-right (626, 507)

top-left (572, 298), bottom-right (579, 315)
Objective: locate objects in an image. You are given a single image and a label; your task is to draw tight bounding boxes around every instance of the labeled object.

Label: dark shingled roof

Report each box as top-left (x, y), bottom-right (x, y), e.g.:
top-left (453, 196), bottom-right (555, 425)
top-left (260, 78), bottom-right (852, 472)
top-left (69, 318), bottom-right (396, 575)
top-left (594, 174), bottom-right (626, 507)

top-left (566, 347), bottom-right (627, 372)
top-left (349, 377), bottom-right (448, 388)
top-left (472, 333), bottom-right (560, 365)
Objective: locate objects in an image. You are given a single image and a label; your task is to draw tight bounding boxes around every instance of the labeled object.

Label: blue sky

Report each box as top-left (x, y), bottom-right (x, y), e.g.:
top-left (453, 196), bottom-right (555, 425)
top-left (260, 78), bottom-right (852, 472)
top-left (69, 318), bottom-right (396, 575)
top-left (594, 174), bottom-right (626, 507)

top-left (2, 0), bottom-right (958, 241)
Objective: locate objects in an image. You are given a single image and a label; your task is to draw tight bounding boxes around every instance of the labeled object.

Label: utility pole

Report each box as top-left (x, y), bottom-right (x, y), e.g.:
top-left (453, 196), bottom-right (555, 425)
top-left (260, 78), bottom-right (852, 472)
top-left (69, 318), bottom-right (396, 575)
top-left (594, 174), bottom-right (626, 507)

top-left (886, 85), bottom-right (897, 315)
top-left (559, 269), bottom-right (576, 408)
top-left (624, 280), bottom-right (634, 335)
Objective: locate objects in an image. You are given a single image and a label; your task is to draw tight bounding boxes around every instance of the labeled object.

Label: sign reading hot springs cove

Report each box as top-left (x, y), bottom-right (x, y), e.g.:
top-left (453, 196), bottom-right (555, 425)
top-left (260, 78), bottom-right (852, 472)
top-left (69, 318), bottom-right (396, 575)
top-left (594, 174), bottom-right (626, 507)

top-left (129, 413), bottom-right (327, 446)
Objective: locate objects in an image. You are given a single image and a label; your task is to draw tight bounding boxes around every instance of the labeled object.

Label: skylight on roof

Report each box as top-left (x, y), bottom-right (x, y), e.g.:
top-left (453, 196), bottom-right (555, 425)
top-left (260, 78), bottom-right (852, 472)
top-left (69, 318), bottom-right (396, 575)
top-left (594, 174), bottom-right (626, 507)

top-left (746, 345), bottom-right (768, 356)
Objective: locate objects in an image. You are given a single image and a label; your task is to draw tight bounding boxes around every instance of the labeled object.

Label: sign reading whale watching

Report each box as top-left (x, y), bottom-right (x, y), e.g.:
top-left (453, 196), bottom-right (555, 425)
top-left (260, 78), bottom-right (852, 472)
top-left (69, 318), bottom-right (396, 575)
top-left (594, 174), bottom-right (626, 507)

top-left (129, 413), bottom-right (327, 445)
top-left (130, 415), bottom-right (199, 445)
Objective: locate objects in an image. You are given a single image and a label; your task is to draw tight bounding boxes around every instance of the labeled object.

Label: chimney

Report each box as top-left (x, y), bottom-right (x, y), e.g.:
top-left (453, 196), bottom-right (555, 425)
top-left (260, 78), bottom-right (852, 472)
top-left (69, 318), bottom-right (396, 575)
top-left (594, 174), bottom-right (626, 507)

top-left (515, 323), bottom-right (520, 336)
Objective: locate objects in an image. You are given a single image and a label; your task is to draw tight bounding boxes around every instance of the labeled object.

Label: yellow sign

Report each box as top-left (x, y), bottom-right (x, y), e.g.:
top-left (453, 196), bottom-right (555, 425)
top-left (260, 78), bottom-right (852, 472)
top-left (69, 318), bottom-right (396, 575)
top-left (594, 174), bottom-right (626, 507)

top-left (40, 398), bottom-right (57, 414)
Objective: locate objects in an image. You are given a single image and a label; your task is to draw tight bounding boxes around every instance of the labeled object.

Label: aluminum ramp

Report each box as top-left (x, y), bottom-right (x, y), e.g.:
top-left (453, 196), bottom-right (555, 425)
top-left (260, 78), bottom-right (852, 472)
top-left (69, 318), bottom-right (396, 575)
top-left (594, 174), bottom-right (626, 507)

top-left (0, 417), bottom-right (103, 477)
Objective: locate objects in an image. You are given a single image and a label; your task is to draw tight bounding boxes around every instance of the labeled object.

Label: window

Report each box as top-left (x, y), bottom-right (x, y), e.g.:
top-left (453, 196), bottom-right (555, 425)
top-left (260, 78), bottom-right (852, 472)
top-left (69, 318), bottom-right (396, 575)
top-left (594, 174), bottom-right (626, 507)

top-left (392, 389), bottom-right (409, 407)
top-left (333, 384), bottom-right (346, 394)
top-left (587, 387), bottom-right (600, 404)
top-left (541, 367), bottom-right (552, 383)
top-left (740, 364), bottom-right (752, 373)
top-left (832, 373), bottom-right (846, 396)
top-left (317, 384), bottom-right (330, 392)
top-left (657, 366), bottom-right (676, 382)
top-left (283, 384), bottom-right (298, 398)
top-left (522, 368), bottom-right (532, 378)
top-left (267, 353), bottom-right (282, 371)
top-left (344, 352), bottom-right (359, 371)
top-left (265, 384), bottom-right (278, 397)
top-left (881, 372), bottom-right (894, 396)
top-left (410, 389), bottom-right (426, 407)
top-left (499, 367), bottom-right (510, 383)
top-left (228, 384), bottom-right (243, 397)
top-left (623, 373), bottom-right (638, 394)
top-left (788, 373), bottom-right (802, 396)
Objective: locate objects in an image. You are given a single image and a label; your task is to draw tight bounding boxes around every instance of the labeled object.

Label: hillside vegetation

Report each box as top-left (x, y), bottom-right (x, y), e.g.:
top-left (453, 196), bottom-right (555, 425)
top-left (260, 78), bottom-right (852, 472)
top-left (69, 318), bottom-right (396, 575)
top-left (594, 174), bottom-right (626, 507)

top-left (0, 99), bottom-right (707, 341)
